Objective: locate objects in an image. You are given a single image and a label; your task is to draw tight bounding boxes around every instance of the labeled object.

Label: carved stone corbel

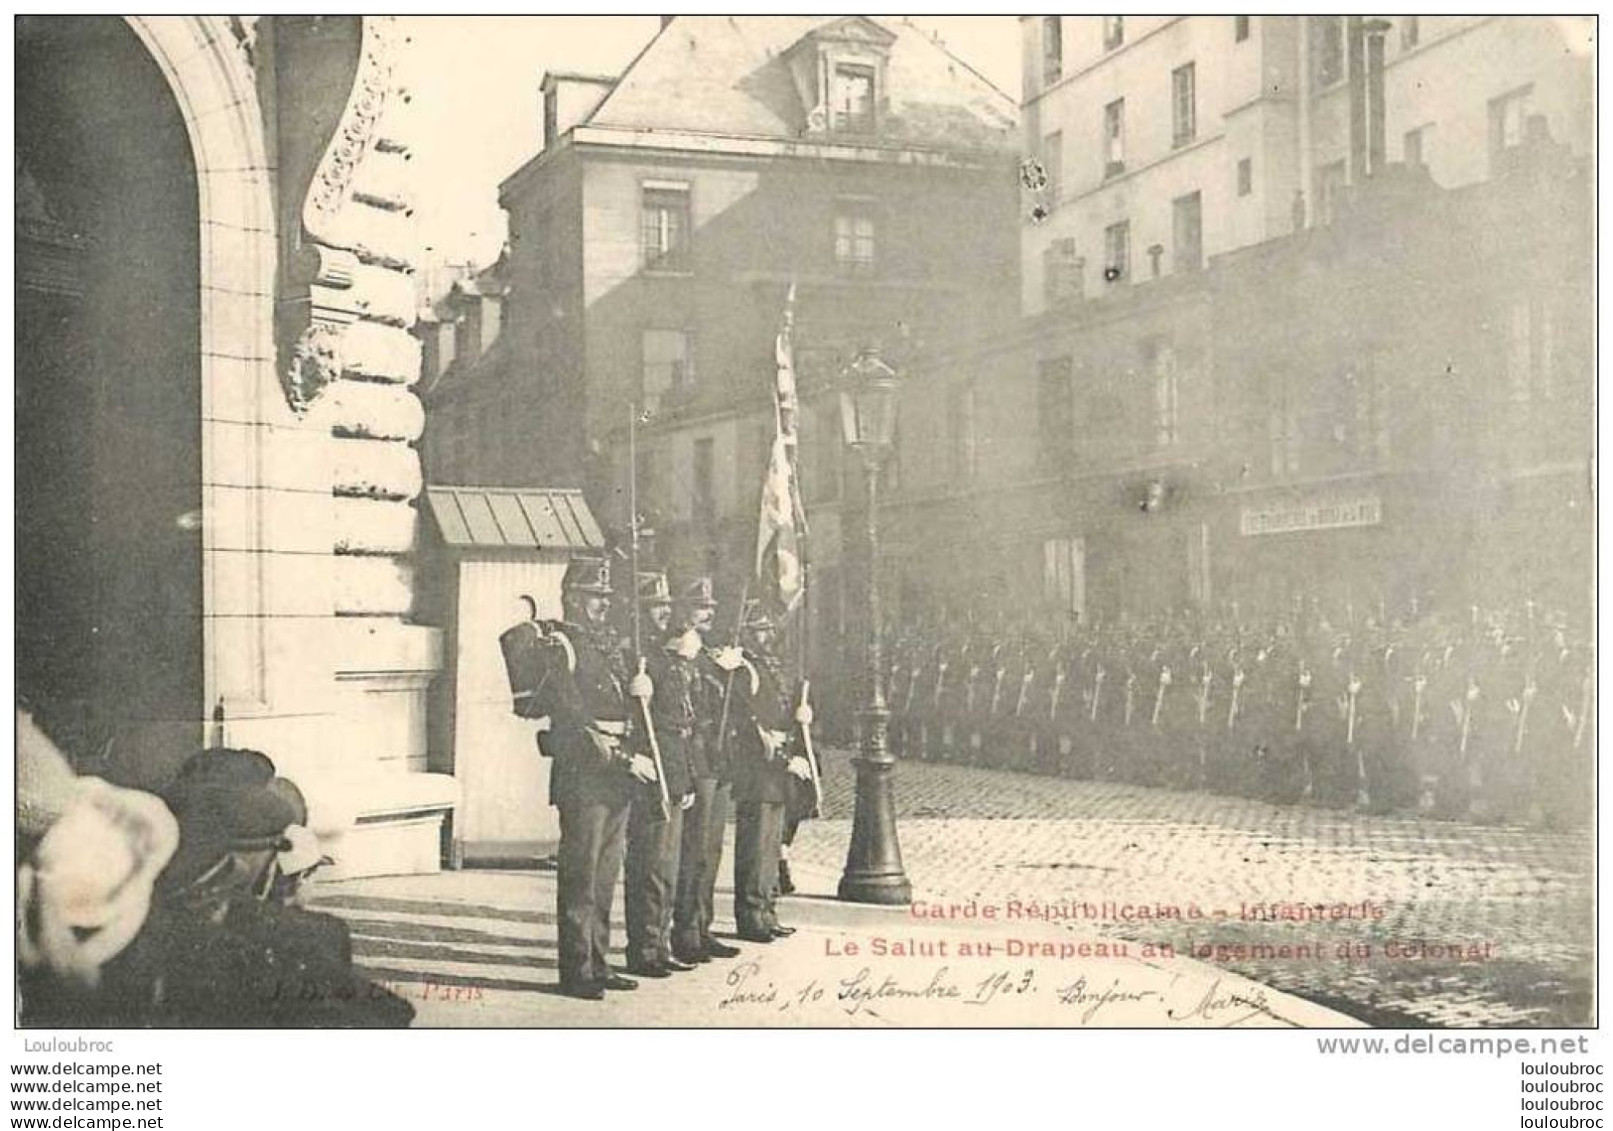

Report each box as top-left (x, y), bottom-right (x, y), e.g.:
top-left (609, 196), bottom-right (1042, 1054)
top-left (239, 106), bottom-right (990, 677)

top-left (278, 15), bottom-right (409, 415)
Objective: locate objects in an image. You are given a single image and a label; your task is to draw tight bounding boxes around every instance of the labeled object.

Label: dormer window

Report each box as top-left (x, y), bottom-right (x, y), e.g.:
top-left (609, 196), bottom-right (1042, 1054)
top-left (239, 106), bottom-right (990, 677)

top-left (831, 64), bottom-right (876, 132)
top-left (782, 18), bottom-right (895, 137)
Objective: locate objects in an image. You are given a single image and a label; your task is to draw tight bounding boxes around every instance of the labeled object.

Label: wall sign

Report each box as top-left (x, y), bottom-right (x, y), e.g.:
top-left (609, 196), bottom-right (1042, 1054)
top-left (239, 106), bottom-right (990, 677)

top-left (1240, 494), bottom-right (1382, 536)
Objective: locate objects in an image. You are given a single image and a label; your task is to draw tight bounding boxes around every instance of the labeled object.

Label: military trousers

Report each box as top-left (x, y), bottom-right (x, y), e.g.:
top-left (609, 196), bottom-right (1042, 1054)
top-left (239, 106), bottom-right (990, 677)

top-left (733, 798), bottom-right (785, 936)
top-left (556, 790), bottom-right (631, 988)
top-left (624, 793), bottom-right (683, 968)
top-left (672, 777), bottom-right (730, 957)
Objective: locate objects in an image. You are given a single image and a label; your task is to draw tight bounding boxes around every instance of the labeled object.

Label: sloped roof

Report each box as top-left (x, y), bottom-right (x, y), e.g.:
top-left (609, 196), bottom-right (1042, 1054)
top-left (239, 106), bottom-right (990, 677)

top-left (425, 486), bottom-right (604, 552)
top-left (582, 16), bottom-right (1016, 154)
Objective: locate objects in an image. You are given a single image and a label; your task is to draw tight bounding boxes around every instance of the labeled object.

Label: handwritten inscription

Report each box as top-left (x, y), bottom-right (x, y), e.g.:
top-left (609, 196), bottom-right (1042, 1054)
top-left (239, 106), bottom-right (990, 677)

top-left (716, 959), bottom-right (1292, 1025)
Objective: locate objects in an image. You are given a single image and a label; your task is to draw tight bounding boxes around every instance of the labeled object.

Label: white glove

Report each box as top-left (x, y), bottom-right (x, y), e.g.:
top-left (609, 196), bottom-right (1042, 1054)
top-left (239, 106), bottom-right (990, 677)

top-left (588, 730), bottom-right (621, 762)
top-left (795, 702), bottom-right (815, 726)
top-left (672, 629), bottom-right (702, 660)
top-left (628, 754), bottom-right (659, 784)
top-left (679, 792), bottom-right (696, 811)
top-left (787, 756), bottom-right (812, 782)
top-left (628, 671), bottom-right (654, 700)
top-left (712, 646), bottom-right (744, 672)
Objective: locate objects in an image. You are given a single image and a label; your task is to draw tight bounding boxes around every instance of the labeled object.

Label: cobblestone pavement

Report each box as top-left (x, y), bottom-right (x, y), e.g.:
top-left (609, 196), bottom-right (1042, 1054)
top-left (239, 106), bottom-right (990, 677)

top-left (789, 748), bottom-right (1594, 1028)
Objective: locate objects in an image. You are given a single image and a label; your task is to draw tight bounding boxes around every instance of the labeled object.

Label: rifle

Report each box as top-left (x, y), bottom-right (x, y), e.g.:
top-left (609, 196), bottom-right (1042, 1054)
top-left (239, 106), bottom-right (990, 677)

top-left (1347, 673), bottom-right (1367, 808)
top-left (1151, 665), bottom-right (1171, 727)
top-left (627, 401), bottom-right (670, 820)
top-left (796, 678), bottom-right (823, 818)
top-left (714, 579), bottom-right (751, 767)
top-left (631, 658), bottom-right (672, 821)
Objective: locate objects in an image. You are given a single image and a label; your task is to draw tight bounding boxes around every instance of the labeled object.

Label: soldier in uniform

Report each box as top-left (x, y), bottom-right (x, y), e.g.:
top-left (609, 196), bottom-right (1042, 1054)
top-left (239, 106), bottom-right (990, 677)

top-left (670, 577), bottom-right (742, 966)
top-left (623, 571), bottom-right (697, 978)
top-left (718, 605), bottom-right (812, 943)
top-left (542, 556), bottom-right (659, 1000)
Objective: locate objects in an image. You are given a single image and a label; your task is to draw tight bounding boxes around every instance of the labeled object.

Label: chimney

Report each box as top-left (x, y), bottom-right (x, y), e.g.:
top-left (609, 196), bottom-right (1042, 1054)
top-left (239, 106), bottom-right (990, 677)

top-left (539, 72), bottom-right (617, 149)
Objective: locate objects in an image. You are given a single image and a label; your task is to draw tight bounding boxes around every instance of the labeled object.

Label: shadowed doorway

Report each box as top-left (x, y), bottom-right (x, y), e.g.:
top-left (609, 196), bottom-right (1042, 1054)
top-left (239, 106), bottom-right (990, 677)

top-left (16, 16), bottom-right (204, 785)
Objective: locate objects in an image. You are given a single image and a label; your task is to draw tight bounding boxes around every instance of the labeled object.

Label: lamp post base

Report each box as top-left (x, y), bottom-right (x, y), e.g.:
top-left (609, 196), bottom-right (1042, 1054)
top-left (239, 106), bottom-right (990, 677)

top-left (837, 868), bottom-right (913, 906)
top-left (838, 736), bottom-right (912, 906)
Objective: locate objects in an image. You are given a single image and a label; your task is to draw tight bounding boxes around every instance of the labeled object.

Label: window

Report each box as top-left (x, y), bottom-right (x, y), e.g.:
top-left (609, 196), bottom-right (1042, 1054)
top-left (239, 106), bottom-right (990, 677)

top-left (1036, 358), bottom-right (1074, 470)
top-left (1234, 16), bottom-right (1251, 42)
top-left (692, 437), bottom-right (716, 526)
top-left (1042, 130), bottom-right (1063, 205)
top-left (1172, 63), bottom-right (1197, 147)
top-left (1505, 298), bottom-right (1558, 403)
top-left (642, 329), bottom-right (693, 404)
top-left (1489, 85), bottom-right (1533, 168)
top-left (1403, 125), bottom-right (1429, 168)
top-left (1149, 342), bottom-right (1179, 448)
top-left (833, 200), bottom-right (877, 276)
top-left (1400, 15), bottom-right (1420, 49)
top-left (1237, 157), bottom-right (1253, 196)
top-left (948, 381), bottom-right (978, 482)
top-left (641, 183), bottom-right (691, 271)
top-left (1103, 16), bottom-right (1124, 51)
top-left (1311, 17), bottom-right (1344, 87)
top-left (831, 64), bottom-right (876, 133)
top-left (638, 442), bottom-right (668, 524)
top-left (1172, 191), bottom-right (1203, 274)
top-left (1268, 379), bottom-right (1300, 477)
top-left (1103, 98), bottom-right (1126, 176)
top-left (1042, 16), bottom-right (1063, 86)
top-left (1043, 237), bottom-right (1083, 307)
top-left (1103, 220), bottom-right (1130, 284)
top-left (1314, 159), bottom-right (1347, 226)
top-left (1346, 361), bottom-right (1390, 463)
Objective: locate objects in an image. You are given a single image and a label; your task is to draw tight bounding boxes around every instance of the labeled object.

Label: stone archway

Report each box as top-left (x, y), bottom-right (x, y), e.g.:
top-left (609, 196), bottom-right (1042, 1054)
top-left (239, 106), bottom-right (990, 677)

top-left (123, 17), bottom-right (291, 743)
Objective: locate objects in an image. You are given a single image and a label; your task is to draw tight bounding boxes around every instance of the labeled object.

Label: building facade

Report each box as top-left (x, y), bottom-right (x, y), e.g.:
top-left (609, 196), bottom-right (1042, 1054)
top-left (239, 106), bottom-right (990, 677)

top-left (894, 16), bottom-right (1592, 630)
top-left (17, 16), bottom-right (454, 877)
top-left (420, 16), bottom-right (1020, 611)
top-left (1019, 16), bottom-right (1593, 316)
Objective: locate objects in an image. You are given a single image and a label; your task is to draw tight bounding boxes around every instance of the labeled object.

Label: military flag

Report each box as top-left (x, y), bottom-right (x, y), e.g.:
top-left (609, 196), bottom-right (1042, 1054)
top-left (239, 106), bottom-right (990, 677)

top-left (755, 285), bottom-right (807, 614)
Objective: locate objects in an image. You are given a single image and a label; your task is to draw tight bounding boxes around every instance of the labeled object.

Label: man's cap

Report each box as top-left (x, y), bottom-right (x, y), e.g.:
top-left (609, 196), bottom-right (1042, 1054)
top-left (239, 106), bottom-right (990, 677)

top-left (563, 555), bottom-right (614, 595)
top-left (173, 747), bottom-right (276, 790)
top-left (637, 570), bottom-right (672, 607)
top-left (158, 773), bottom-right (303, 893)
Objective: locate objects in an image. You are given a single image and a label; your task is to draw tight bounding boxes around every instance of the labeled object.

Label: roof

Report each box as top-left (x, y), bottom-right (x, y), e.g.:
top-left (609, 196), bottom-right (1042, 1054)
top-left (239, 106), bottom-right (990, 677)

top-left (580, 16), bottom-right (1016, 154)
top-left (425, 486), bottom-right (604, 552)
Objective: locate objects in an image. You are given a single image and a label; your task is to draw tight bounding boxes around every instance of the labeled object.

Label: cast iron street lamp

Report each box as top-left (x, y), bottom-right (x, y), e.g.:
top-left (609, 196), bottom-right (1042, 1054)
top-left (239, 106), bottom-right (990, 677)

top-left (835, 347), bottom-right (913, 905)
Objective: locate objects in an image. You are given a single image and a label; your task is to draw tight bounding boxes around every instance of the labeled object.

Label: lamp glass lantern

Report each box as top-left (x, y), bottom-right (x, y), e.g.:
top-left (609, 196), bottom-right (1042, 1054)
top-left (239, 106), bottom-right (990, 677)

top-left (837, 348), bottom-right (900, 454)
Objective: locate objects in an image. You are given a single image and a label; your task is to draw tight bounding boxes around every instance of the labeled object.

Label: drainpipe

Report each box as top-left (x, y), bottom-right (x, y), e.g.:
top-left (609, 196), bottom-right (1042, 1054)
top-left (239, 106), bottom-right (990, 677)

top-left (1297, 17), bottom-right (1313, 229)
top-left (1364, 19), bottom-right (1392, 177)
top-left (1347, 16), bottom-right (1366, 184)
